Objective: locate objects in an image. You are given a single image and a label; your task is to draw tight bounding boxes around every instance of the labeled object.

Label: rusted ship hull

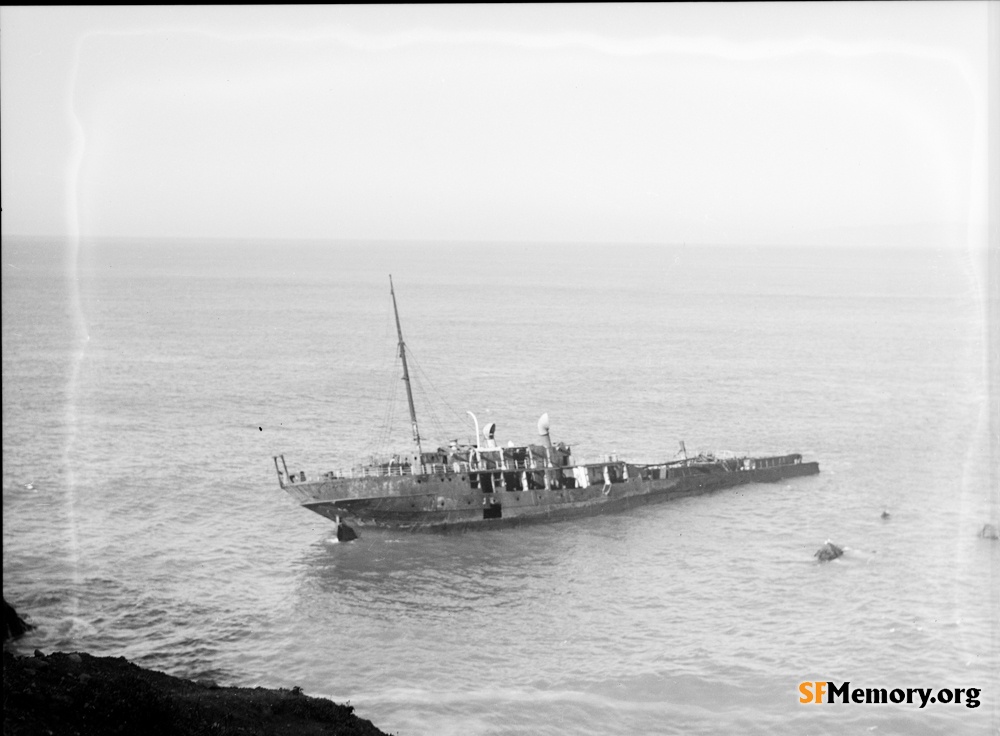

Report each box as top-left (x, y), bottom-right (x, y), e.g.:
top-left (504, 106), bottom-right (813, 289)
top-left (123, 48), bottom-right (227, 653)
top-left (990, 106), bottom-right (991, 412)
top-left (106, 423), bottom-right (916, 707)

top-left (280, 454), bottom-right (819, 533)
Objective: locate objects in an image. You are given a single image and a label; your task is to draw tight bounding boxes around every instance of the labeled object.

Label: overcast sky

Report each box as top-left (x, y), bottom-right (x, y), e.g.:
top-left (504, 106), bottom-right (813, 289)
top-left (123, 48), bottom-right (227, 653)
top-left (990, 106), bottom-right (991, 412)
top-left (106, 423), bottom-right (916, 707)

top-left (0, 4), bottom-right (992, 247)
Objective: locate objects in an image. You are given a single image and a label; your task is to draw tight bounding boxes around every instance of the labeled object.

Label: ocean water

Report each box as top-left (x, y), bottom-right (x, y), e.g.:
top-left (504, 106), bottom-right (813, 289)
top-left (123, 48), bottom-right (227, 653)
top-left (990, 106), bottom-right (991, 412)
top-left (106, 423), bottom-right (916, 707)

top-left (2, 238), bottom-right (996, 735)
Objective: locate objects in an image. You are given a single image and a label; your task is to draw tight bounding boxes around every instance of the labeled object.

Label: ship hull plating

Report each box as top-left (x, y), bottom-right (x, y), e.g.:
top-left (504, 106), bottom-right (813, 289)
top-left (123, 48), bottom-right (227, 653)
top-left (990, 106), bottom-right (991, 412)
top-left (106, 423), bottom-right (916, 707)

top-left (282, 456), bottom-right (819, 533)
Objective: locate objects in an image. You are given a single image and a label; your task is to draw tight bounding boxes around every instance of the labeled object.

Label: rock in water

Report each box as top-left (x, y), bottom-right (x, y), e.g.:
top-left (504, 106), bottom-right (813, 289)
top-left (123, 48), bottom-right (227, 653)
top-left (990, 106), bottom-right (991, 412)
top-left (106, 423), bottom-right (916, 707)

top-left (979, 524), bottom-right (999, 540)
top-left (881, 510), bottom-right (891, 520)
top-left (335, 516), bottom-right (358, 543)
top-left (815, 541), bottom-right (844, 562)
top-left (3, 598), bottom-right (32, 642)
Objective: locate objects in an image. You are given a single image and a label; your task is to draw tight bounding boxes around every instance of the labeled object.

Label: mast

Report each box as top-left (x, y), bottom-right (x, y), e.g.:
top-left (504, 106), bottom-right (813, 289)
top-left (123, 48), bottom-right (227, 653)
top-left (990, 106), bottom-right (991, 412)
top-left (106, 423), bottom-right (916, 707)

top-left (389, 275), bottom-right (423, 460)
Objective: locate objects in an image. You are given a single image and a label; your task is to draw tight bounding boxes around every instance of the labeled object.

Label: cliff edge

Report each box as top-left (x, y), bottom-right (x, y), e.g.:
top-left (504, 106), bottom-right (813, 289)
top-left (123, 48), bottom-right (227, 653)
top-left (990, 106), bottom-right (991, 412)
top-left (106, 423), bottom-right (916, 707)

top-left (3, 649), bottom-right (393, 736)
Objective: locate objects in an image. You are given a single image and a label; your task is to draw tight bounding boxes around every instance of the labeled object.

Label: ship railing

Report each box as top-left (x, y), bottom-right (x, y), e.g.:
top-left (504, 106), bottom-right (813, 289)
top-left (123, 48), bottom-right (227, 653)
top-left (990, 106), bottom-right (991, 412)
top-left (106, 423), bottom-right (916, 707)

top-left (420, 459), bottom-right (552, 474)
top-left (421, 462), bottom-right (473, 475)
top-left (324, 461), bottom-right (479, 479)
top-left (324, 464), bottom-right (417, 480)
top-left (324, 458), bottom-right (572, 479)
top-left (322, 452), bottom-right (801, 480)
top-left (573, 455), bottom-right (622, 467)
top-left (749, 454), bottom-right (802, 469)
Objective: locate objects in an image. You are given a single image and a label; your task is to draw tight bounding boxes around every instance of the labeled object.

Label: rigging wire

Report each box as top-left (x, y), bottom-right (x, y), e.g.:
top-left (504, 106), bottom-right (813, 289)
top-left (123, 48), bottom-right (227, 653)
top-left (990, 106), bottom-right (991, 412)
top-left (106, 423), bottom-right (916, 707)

top-left (374, 356), bottom-right (402, 458)
top-left (360, 365), bottom-right (393, 459)
top-left (405, 345), bottom-right (469, 445)
top-left (407, 366), bottom-right (446, 446)
top-left (361, 294), bottom-right (402, 460)
top-left (359, 288), bottom-right (476, 457)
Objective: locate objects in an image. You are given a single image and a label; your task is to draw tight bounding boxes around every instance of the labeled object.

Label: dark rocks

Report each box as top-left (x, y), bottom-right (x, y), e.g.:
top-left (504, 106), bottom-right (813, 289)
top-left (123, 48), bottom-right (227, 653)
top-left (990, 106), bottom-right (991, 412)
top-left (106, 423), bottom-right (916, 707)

top-left (881, 510), bottom-right (891, 520)
top-left (3, 598), bottom-right (33, 642)
top-left (979, 523), bottom-right (999, 540)
top-left (335, 515), bottom-right (358, 542)
top-left (815, 541), bottom-right (844, 562)
top-left (4, 650), bottom-right (393, 735)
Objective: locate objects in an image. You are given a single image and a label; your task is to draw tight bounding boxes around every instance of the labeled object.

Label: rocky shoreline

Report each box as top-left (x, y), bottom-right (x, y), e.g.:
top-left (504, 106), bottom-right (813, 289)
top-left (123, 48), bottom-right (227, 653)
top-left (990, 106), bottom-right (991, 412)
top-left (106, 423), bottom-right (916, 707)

top-left (3, 596), bottom-right (392, 734)
top-left (3, 649), bottom-right (393, 736)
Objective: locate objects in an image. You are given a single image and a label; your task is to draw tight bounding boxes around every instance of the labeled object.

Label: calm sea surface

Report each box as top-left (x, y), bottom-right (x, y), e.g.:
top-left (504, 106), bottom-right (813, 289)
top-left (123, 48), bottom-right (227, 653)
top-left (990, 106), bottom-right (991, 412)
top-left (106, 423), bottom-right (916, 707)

top-left (2, 239), bottom-right (996, 735)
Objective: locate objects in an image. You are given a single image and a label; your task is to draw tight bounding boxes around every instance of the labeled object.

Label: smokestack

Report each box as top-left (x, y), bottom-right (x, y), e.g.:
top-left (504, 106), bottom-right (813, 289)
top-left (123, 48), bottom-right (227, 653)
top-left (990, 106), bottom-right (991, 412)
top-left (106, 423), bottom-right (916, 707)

top-left (537, 413), bottom-right (553, 451)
